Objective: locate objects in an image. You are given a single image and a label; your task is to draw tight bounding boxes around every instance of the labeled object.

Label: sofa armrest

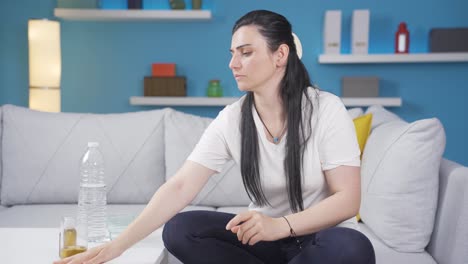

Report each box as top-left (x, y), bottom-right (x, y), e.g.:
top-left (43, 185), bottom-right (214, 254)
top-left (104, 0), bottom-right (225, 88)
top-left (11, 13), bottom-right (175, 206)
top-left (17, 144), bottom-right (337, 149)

top-left (427, 159), bottom-right (468, 264)
top-left (0, 105), bottom-right (3, 205)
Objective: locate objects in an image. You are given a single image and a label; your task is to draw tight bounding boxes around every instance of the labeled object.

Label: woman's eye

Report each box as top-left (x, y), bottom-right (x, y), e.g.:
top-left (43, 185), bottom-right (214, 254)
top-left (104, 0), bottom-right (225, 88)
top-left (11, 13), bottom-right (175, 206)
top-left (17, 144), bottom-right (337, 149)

top-left (242, 52), bottom-right (252, 57)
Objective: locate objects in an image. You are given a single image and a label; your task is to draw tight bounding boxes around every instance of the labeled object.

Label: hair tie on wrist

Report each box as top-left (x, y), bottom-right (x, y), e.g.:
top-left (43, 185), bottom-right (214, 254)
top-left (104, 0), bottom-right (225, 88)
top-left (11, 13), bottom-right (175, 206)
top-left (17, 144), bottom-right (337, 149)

top-left (282, 216), bottom-right (302, 249)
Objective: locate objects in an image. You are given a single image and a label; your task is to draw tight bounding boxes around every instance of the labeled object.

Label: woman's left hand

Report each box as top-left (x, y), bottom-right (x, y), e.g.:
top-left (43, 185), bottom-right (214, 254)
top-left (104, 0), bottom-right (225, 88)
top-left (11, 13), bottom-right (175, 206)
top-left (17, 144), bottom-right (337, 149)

top-left (225, 211), bottom-right (286, 246)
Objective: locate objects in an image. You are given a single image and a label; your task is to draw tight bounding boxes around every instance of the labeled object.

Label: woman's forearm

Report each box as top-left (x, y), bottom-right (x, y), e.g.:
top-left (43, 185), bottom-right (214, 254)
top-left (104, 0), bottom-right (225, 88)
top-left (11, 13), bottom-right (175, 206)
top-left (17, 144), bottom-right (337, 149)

top-left (111, 161), bottom-right (214, 252)
top-left (279, 190), bottom-right (359, 238)
top-left (111, 178), bottom-right (190, 251)
top-left (277, 167), bottom-right (361, 239)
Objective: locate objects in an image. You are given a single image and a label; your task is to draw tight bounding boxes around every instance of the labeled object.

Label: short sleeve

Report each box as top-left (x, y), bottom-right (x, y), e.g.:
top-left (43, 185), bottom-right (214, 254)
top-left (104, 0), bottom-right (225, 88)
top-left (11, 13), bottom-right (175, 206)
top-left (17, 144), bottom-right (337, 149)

top-left (187, 108), bottom-right (232, 172)
top-left (318, 96), bottom-right (361, 171)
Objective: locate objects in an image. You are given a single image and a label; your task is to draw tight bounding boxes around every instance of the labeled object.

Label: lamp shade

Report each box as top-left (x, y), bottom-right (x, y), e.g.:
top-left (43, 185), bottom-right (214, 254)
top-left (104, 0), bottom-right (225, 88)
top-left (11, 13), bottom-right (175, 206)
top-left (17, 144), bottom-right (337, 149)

top-left (29, 88), bottom-right (61, 113)
top-left (28, 19), bottom-right (61, 112)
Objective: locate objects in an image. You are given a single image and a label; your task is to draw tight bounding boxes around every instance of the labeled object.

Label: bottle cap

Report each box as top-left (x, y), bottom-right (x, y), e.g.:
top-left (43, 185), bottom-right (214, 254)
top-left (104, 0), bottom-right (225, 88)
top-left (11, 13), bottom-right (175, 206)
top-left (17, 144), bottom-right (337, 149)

top-left (88, 142), bottom-right (99, 148)
top-left (398, 22), bottom-right (407, 30)
top-left (62, 216), bottom-right (76, 229)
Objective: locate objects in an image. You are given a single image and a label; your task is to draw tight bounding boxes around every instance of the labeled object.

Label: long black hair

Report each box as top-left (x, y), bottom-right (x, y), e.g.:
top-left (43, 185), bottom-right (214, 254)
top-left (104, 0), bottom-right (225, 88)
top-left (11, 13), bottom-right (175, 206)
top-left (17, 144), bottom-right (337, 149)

top-left (234, 10), bottom-right (315, 213)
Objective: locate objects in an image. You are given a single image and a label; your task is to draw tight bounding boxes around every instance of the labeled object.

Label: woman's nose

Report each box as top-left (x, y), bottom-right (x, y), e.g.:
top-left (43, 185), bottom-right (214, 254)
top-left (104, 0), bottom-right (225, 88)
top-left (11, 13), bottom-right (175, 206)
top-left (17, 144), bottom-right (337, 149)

top-left (229, 55), bottom-right (240, 70)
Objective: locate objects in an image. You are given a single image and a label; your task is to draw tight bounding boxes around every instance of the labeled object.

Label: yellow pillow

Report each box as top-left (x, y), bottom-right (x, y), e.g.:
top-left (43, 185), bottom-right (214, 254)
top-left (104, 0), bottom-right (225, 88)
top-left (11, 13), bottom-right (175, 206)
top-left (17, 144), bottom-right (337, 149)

top-left (353, 113), bottom-right (373, 158)
top-left (352, 113), bottom-right (373, 222)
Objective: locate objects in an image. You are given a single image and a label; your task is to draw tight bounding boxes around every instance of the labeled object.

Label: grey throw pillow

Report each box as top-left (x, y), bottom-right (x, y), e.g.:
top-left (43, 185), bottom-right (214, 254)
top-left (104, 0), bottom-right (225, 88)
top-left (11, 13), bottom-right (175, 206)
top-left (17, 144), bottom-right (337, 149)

top-left (1, 105), bottom-right (167, 205)
top-left (360, 118), bottom-right (446, 252)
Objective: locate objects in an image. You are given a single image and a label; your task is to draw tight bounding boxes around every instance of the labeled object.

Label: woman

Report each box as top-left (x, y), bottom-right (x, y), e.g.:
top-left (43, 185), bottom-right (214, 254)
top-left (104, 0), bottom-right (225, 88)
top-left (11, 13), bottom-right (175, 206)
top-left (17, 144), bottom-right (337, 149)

top-left (55, 10), bottom-right (375, 264)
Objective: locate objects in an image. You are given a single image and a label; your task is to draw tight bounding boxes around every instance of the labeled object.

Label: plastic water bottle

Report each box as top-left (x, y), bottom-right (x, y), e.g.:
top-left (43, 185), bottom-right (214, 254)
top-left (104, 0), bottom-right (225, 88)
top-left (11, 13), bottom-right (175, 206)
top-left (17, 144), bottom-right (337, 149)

top-left (77, 142), bottom-right (109, 243)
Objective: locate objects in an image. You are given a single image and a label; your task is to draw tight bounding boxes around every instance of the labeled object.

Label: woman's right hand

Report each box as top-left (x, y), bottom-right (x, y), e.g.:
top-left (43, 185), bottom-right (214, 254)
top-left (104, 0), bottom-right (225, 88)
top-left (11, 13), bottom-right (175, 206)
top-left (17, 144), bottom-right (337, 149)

top-left (53, 241), bottom-right (124, 264)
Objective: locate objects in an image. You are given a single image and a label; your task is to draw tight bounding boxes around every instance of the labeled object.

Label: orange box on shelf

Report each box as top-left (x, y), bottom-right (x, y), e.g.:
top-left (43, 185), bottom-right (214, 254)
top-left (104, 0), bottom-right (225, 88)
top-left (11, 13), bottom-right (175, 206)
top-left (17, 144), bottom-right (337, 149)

top-left (152, 63), bottom-right (176, 77)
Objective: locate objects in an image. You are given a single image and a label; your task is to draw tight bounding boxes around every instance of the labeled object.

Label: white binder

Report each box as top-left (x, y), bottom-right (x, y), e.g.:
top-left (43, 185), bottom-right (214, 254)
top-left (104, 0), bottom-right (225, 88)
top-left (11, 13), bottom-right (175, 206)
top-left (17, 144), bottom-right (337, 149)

top-left (323, 10), bottom-right (342, 54)
top-left (351, 9), bottom-right (370, 54)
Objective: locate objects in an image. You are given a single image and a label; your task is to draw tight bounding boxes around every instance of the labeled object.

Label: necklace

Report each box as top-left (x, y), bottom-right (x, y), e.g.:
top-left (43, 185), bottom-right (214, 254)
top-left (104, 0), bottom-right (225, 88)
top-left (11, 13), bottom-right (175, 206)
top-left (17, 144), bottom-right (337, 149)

top-left (254, 104), bottom-right (287, 144)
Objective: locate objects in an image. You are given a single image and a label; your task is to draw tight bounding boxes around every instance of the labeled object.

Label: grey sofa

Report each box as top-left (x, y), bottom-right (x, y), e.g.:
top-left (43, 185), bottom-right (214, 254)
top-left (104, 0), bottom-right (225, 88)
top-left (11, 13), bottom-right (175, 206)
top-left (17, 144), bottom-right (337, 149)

top-left (0, 104), bottom-right (466, 264)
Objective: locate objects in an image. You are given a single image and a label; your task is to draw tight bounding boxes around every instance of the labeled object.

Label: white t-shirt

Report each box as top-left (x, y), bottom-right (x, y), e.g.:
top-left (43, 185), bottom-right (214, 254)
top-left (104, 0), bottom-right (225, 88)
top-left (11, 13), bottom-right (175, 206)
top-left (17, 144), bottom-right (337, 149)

top-left (188, 88), bottom-right (361, 229)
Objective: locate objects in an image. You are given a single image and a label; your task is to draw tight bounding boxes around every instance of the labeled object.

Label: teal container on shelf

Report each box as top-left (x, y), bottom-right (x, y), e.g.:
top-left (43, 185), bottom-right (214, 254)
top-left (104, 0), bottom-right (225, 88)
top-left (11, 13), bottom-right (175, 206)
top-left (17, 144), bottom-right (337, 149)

top-left (191, 0), bottom-right (202, 10)
top-left (143, 0), bottom-right (170, 9)
top-left (100, 0), bottom-right (127, 9)
top-left (206, 80), bottom-right (223, 97)
top-left (169, 0), bottom-right (185, 9)
top-left (57, 0), bottom-right (100, 8)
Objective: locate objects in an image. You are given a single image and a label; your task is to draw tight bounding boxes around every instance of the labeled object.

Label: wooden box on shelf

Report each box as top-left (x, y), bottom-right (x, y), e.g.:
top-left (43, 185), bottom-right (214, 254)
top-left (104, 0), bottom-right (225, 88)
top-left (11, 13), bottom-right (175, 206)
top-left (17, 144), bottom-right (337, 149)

top-left (144, 76), bottom-right (186, 96)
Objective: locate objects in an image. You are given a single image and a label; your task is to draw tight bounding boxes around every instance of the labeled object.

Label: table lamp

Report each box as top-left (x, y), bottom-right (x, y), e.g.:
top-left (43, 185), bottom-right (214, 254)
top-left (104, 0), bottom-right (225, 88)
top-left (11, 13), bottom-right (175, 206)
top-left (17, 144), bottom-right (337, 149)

top-left (28, 19), bottom-right (61, 112)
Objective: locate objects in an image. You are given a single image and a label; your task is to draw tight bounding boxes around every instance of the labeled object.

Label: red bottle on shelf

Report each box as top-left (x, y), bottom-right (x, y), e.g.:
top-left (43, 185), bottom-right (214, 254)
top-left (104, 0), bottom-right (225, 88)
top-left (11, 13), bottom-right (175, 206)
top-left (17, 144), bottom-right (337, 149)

top-left (395, 22), bottom-right (410, 54)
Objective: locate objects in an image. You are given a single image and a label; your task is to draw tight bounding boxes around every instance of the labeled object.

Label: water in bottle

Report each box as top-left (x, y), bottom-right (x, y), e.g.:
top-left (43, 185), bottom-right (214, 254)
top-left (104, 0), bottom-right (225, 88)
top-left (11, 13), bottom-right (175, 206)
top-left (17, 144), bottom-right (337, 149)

top-left (77, 142), bottom-right (109, 243)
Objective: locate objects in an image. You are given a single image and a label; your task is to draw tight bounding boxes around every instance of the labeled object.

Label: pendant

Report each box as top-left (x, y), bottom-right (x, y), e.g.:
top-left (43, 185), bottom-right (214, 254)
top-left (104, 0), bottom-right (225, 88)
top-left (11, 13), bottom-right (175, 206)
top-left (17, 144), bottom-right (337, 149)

top-left (273, 137), bottom-right (279, 143)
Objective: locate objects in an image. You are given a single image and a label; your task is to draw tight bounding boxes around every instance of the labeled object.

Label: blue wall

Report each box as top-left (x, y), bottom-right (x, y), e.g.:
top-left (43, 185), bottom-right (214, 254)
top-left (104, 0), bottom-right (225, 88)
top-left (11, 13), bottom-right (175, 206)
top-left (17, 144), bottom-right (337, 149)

top-left (1, 0), bottom-right (467, 165)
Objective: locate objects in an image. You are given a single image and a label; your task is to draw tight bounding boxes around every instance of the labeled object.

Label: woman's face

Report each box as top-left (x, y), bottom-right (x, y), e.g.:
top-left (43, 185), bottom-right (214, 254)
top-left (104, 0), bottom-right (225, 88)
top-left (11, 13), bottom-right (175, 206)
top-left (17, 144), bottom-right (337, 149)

top-left (229, 25), bottom-right (279, 92)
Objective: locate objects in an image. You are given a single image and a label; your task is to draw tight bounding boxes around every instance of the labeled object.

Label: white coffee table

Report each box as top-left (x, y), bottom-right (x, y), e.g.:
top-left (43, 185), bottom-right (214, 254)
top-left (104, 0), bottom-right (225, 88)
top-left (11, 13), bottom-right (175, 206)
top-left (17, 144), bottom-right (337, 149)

top-left (0, 228), bottom-right (167, 264)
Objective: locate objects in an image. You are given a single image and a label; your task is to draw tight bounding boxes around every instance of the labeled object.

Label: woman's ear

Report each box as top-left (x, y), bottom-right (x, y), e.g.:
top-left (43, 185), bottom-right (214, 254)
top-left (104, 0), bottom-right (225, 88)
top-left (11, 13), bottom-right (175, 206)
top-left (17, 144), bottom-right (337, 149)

top-left (275, 44), bottom-right (290, 67)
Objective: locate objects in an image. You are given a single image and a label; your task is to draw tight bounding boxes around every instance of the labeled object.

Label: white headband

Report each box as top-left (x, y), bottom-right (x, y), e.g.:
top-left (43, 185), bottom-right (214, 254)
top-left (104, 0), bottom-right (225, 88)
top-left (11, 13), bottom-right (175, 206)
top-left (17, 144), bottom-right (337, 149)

top-left (292, 32), bottom-right (303, 59)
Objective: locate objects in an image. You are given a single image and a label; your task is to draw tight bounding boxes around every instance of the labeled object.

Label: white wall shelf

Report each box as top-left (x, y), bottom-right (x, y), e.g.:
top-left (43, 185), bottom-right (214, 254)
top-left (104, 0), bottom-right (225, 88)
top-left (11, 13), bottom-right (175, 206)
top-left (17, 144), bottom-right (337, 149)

top-left (318, 53), bottom-right (468, 64)
top-left (54, 8), bottom-right (212, 21)
top-left (341, 97), bottom-right (402, 107)
top-left (130, 96), bottom-right (402, 107)
top-left (130, 96), bottom-right (237, 106)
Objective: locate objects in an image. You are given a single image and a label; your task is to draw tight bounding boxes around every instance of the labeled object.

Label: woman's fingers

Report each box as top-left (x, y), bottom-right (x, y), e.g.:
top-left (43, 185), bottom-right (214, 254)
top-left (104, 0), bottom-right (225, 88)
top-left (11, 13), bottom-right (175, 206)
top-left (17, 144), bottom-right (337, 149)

top-left (58, 246), bottom-right (100, 264)
top-left (236, 219), bottom-right (256, 243)
top-left (53, 243), bottom-right (118, 264)
top-left (53, 252), bottom-right (82, 264)
top-left (241, 223), bottom-right (259, 244)
top-left (68, 251), bottom-right (96, 264)
top-left (83, 251), bottom-right (105, 264)
top-left (54, 251), bottom-right (85, 264)
top-left (226, 211), bottom-right (253, 230)
top-left (227, 211), bottom-right (269, 245)
top-left (230, 225), bottom-right (240, 233)
top-left (248, 233), bottom-right (262, 246)
top-left (53, 258), bottom-right (67, 264)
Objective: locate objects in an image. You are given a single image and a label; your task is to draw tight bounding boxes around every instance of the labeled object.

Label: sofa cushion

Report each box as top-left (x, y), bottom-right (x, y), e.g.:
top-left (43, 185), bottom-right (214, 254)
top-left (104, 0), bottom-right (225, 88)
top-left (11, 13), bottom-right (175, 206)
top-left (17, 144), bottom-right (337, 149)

top-left (365, 105), bottom-right (401, 130)
top-left (0, 204), bottom-right (215, 227)
top-left (1, 105), bottom-right (167, 205)
top-left (358, 223), bottom-right (436, 264)
top-left (164, 109), bottom-right (251, 207)
top-left (216, 206), bottom-right (249, 215)
top-left (360, 118), bottom-right (446, 252)
top-left (347, 107), bottom-right (363, 119)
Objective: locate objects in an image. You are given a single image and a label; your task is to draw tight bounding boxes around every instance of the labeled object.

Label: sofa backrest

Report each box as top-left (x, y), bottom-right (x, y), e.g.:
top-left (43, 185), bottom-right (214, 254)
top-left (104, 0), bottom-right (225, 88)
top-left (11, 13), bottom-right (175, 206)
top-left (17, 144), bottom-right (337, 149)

top-left (0, 104), bottom-right (253, 208)
top-left (0, 104), bottom-right (167, 206)
top-left (428, 158), bottom-right (468, 264)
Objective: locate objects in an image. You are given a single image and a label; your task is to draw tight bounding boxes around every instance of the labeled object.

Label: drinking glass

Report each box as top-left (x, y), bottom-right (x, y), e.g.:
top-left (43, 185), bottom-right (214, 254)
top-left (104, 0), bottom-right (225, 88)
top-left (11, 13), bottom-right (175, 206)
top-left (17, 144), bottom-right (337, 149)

top-left (59, 216), bottom-right (88, 259)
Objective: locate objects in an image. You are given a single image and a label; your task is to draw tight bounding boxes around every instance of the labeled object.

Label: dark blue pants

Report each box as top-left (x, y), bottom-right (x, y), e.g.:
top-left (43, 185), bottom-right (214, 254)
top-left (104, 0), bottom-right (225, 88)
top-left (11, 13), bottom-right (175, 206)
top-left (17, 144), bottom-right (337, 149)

top-left (163, 210), bottom-right (375, 264)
